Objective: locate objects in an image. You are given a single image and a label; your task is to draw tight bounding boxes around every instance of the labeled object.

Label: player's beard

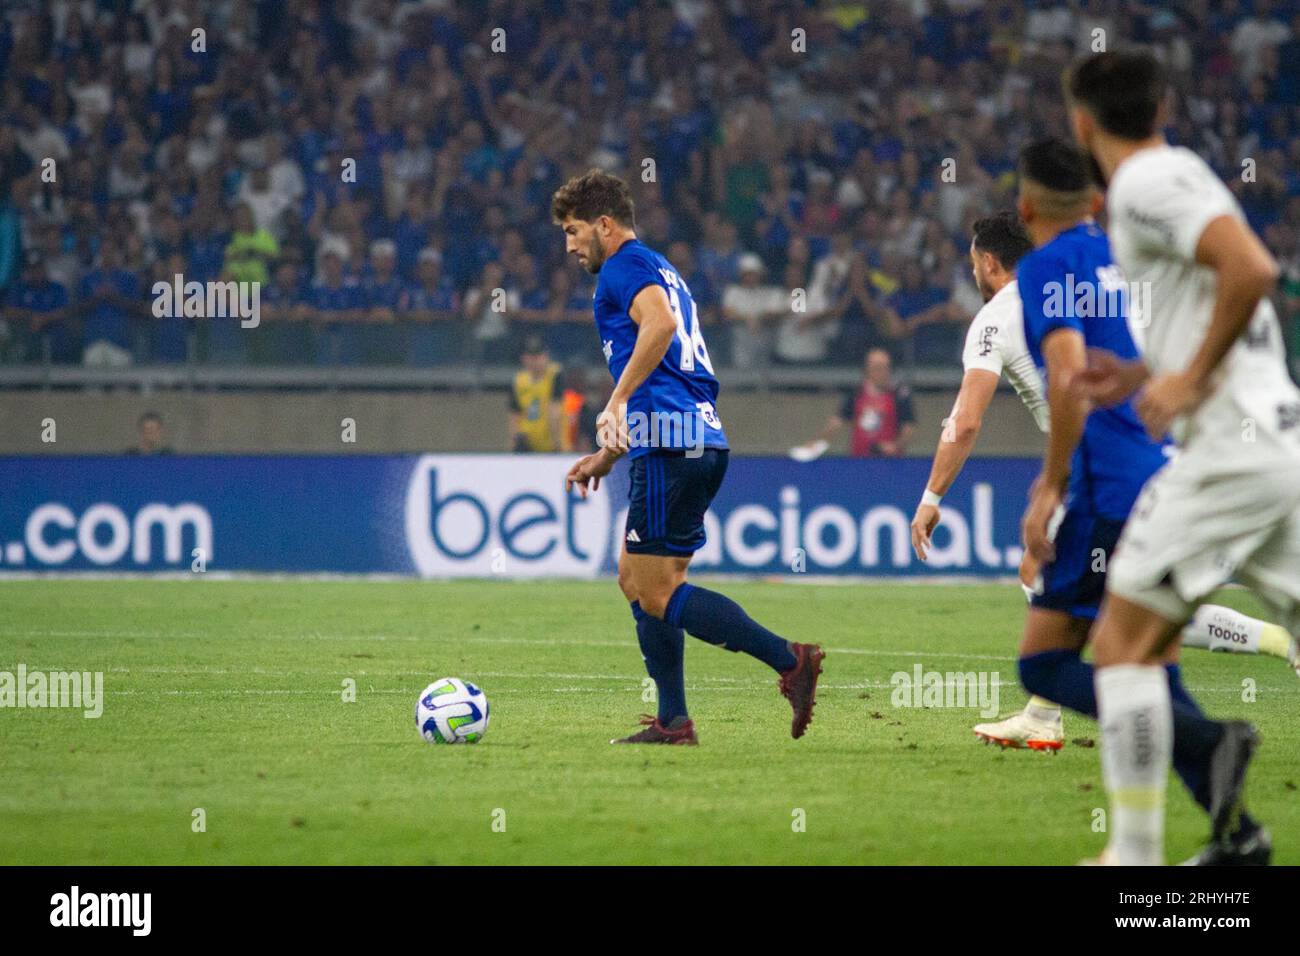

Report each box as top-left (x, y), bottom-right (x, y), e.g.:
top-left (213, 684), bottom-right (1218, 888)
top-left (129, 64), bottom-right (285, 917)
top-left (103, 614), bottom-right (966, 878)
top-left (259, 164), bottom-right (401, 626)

top-left (582, 237), bottom-right (604, 274)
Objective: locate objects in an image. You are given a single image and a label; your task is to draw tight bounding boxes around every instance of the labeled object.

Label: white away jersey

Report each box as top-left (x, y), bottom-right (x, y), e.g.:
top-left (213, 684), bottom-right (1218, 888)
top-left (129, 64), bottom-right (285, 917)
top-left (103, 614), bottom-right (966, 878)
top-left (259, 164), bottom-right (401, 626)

top-left (1107, 145), bottom-right (1300, 459)
top-left (961, 279), bottom-right (1049, 432)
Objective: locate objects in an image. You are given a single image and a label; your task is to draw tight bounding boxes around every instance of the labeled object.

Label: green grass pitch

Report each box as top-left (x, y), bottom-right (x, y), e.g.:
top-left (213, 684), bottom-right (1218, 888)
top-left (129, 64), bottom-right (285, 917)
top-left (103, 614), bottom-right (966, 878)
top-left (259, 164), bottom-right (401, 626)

top-left (2, 578), bottom-right (1296, 865)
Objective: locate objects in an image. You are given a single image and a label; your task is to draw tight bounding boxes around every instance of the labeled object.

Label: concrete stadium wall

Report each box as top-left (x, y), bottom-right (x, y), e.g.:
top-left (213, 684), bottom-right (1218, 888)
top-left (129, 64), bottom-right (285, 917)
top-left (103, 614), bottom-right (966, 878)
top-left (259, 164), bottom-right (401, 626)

top-left (0, 389), bottom-right (1044, 456)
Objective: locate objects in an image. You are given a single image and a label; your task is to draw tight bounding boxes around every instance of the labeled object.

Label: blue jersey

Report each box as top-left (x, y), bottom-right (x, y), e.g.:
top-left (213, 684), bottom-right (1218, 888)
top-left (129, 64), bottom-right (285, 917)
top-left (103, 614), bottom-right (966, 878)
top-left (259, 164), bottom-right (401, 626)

top-left (1018, 222), bottom-right (1166, 520)
top-left (9, 280), bottom-right (68, 313)
top-left (593, 238), bottom-right (728, 459)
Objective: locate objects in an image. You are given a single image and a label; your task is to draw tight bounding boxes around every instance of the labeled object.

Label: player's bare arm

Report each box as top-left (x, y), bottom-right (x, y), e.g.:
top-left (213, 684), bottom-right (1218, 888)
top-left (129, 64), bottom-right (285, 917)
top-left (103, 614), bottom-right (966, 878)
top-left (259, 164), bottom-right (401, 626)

top-left (565, 450), bottom-right (613, 499)
top-left (911, 368), bottom-right (998, 560)
top-left (620, 283), bottom-right (677, 379)
top-left (568, 284), bottom-right (677, 494)
top-left (597, 284), bottom-right (677, 450)
top-left (1023, 328), bottom-right (1088, 563)
top-left (1070, 346), bottom-right (1150, 406)
top-left (1136, 214), bottom-right (1280, 438)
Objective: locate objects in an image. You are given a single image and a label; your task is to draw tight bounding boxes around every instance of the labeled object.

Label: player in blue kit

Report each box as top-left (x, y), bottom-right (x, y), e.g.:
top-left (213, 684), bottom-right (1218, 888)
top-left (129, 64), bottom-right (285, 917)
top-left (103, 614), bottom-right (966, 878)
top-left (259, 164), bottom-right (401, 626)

top-left (552, 169), bottom-right (824, 745)
top-left (1016, 140), bottom-right (1167, 625)
top-left (1014, 139), bottom-right (1267, 863)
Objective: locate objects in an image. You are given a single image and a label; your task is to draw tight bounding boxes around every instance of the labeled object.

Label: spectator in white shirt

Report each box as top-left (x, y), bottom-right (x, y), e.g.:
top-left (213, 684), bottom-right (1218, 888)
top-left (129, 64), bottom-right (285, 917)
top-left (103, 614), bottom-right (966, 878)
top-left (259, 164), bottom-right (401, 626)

top-left (722, 253), bottom-right (788, 368)
top-left (1232, 0), bottom-right (1293, 81)
top-left (464, 261), bottom-right (520, 361)
top-left (774, 243), bottom-right (849, 365)
top-left (265, 134), bottom-right (305, 208)
top-left (121, 15), bottom-right (156, 78)
top-left (237, 163), bottom-right (293, 239)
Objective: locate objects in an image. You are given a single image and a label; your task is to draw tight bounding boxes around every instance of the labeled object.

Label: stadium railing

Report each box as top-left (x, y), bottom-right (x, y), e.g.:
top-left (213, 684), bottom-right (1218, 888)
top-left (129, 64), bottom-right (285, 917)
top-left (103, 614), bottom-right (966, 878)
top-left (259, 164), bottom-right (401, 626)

top-left (0, 362), bottom-right (967, 392)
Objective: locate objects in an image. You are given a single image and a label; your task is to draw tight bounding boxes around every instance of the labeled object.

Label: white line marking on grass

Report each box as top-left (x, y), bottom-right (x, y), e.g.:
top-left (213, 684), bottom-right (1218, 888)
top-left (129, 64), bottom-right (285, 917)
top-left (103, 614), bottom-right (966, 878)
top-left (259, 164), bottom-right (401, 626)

top-left (95, 679), bottom-right (1292, 699)
top-left (102, 682), bottom-right (960, 697)
top-left (465, 637), bottom-right (1022, 663)
top-left (14, 645), bottom-right (1294, 696)
top-left (12, 630), bottom-right (1024, 663)
top-left (79, 666), bottom-right (762, 683)
top-left (14, 654), bottom-right (1294, 696)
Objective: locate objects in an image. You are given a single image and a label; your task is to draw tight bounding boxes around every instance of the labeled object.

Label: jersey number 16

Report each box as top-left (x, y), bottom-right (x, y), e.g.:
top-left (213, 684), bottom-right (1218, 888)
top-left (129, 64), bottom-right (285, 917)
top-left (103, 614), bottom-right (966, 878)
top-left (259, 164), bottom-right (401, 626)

top-left (666, 286), bottom-right (715, 376)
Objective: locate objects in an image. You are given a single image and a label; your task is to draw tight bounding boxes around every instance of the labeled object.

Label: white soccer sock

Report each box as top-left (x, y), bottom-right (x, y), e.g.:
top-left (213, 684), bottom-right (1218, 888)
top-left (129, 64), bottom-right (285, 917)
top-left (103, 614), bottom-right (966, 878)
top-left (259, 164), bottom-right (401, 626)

top-left (1024, 696), bottom-right (1061, 722)
top-left (1095, 664), bottom-right (1172, 866)
top-left (1180, 604), bottom-right (1289, 656)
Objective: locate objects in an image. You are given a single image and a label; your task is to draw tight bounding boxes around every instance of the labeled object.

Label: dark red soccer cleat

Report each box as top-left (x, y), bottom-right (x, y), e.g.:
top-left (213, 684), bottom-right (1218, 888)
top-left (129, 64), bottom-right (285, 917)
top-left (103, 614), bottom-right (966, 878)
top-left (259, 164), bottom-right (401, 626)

top-left (779, 643), bottom-right (825, 739)
top-left (611, 714), bottom-right (699, 745)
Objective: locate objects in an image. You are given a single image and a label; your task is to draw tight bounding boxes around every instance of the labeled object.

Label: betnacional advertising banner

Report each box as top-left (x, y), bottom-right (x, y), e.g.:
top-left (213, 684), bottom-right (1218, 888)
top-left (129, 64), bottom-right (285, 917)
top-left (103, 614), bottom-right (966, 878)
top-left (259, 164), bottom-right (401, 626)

top-left (0, 455), bottom-right (1040, 577)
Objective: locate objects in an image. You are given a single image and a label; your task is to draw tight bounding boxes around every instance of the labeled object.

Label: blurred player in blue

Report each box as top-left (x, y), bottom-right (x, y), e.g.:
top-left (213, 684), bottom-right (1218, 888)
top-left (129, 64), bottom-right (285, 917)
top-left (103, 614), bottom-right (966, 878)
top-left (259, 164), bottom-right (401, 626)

top-left (1014, 138), bottom-right (1266, 863)
top-left (552, 169), bottom-right (824, 745)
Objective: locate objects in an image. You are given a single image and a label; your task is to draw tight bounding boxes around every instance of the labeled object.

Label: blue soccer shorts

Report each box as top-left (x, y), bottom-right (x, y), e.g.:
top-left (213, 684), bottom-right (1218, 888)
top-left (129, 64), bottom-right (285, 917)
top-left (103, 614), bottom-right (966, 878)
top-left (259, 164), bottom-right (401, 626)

top-left (624, 449), bottom-right (728, 557)
top-left (1030, 509), bottom-right (1126, 620)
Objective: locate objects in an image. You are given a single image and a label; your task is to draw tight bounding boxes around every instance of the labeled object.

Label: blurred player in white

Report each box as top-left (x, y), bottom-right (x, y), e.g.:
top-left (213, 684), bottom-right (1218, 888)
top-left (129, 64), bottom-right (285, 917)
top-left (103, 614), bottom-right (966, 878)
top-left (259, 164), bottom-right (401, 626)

top-left (911, 212), bottom-right (1297, 755)
top-left (1068, 50), bottom-right (1300, 865)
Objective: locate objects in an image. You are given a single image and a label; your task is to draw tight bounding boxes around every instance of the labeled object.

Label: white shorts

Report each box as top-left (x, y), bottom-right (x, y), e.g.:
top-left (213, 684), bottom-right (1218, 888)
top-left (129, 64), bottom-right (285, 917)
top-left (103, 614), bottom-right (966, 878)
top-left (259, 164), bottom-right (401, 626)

top-left (1107, 450), bottom-right (1300, 631)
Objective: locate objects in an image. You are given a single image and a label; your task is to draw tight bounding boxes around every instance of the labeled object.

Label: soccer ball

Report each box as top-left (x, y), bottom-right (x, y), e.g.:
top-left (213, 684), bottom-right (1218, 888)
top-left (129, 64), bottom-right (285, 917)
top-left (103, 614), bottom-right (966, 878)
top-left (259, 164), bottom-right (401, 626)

top-left (415, 678), bottom-right (489, 744)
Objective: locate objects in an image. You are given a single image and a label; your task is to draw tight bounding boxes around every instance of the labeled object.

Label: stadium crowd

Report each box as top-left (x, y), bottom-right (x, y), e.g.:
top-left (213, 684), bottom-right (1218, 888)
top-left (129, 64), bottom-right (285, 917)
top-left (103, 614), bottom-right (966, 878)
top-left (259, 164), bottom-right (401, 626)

top-left (1, 0), bottom-right (1298, 371)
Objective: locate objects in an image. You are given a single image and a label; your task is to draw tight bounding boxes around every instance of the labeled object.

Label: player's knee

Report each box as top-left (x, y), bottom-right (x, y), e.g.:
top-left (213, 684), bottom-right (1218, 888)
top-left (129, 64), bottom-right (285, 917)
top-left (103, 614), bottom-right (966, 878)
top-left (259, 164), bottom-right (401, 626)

top-left (617, 564), bottom-right (637, 604)
top-left (638, 589), bottom-right (672, 621)
top-left (1094, 593), bottom-right (1182, 665)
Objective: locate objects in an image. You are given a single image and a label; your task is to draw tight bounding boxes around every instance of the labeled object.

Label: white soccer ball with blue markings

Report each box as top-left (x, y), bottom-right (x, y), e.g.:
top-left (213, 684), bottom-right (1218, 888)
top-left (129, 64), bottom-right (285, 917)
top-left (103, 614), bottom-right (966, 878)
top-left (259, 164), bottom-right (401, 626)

top-left (415, 678), bottom-right (489, 744)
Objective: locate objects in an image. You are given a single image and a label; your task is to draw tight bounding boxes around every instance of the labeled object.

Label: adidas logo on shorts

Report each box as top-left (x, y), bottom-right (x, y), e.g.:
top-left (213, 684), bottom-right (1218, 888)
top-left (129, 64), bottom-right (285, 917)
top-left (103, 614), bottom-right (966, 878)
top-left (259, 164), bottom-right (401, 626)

top-left (626, 529), bottom-right (641, 543)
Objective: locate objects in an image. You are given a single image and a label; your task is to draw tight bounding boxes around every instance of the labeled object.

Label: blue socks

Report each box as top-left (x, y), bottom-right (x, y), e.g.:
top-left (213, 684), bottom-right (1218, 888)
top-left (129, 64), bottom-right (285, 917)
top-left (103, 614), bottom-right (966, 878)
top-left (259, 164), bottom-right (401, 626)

top-left (630, 584), bottom-right (797, 723)
top-left (1018, 649), bottom-right (1097, 717)
top-left (1165, 664), bottom-right (1222, 813)
top-left (631, 601), bottom-right (687, 723)
top-left (664, 583), bottom-right (797, 673)
top-left (1018, 650), bottom-right (1219, 812)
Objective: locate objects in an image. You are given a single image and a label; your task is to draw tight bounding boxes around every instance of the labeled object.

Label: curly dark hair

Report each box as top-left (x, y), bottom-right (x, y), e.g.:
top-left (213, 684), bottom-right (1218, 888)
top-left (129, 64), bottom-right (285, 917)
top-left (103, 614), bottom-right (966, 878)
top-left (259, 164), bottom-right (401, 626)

top-left (971, 210), bottom-right (1033, 271)
top-left (550, 168), bottom-right (636, 228)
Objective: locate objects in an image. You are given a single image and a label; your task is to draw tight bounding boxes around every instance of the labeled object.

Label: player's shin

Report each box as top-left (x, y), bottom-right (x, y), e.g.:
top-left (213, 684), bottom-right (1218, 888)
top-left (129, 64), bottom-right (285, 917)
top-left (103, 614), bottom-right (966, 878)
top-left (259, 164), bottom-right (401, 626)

top-left (631, 601), bottom-right (687, 722)
top-left (662, 583), bottom-right (797, 672)
top-left (1019, 650), bottom-right (1096, 717)
top-left (1096, 664), bottom-right (1173, 865)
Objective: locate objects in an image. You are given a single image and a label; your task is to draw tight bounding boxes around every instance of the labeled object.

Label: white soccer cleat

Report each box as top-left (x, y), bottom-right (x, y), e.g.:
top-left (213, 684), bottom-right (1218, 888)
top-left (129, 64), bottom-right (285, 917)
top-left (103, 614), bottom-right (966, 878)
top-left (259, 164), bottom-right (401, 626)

top-left (973, 707), bottom-right (1064, 752)
top-left (1288, 637), bottom-right (1300, 679)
